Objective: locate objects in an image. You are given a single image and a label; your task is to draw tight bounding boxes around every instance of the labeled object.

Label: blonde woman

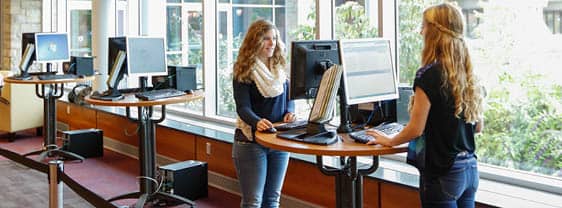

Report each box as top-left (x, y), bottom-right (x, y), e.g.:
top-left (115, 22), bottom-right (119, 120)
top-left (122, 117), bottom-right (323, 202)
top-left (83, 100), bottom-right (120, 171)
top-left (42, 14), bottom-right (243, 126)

top-left (232, 19), bottom-right (296, 208)
top-left (366, 3), bottom-right (484, 207)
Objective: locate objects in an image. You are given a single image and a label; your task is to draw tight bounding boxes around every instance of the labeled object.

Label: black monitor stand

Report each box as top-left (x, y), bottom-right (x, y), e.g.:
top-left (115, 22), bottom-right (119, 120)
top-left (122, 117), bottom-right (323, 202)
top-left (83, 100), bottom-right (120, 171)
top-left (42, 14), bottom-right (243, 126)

top-left (138, 76), bottom-right (148, 92)
top-left (337, 80), bottom-right (353, 133)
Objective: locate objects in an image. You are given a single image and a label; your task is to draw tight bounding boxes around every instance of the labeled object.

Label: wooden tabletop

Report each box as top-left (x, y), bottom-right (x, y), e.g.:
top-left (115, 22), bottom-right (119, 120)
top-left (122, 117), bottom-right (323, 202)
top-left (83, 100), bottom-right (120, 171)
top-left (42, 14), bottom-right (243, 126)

top-left (4, 75), bottom-right (94, 84)
top-left (85, 90), bottom-right (204, 107)
top-left (255, 130), bottom-right (407, 156)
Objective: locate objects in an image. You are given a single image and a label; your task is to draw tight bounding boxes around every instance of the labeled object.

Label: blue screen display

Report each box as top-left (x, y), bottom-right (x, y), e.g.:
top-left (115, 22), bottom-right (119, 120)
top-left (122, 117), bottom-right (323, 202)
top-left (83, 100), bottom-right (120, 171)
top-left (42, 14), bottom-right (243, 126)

top-left (35, 33), bottom-right (70, 62)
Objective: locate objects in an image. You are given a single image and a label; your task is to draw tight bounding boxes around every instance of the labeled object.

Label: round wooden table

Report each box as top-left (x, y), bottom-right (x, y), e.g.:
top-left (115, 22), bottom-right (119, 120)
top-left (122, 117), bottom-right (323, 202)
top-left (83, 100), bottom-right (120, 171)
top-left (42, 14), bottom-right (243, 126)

top-left (85, 91), bottom-right (203, 207)
top-left (255, 131), bottom-right (407, 208)
top-left (4, 75), bottom-right (94, 161)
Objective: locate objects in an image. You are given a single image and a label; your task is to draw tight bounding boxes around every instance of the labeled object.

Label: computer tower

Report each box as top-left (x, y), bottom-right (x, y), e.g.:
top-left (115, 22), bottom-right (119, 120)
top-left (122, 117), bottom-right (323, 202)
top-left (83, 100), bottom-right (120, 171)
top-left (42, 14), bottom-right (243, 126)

top-left (152, 65), bottom-right (197, 92)
top-left (159, 160), bottom-right (208, 200)
top-left (62, 129), bottom-right (103, 158)
top-left (64, 56), bottom-right (94, 76)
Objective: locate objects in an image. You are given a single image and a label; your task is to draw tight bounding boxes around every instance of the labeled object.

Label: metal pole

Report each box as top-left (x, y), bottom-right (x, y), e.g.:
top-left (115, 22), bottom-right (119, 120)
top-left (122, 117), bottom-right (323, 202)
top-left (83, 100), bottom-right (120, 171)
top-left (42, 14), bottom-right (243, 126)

top-left (49, 160), bottom-right (64, 208)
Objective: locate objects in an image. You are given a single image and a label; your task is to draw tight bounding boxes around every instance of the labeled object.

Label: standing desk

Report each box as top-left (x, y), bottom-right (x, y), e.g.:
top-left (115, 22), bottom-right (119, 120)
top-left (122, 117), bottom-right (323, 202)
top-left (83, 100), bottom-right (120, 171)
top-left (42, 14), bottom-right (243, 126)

top-left (4, 76), bottom-right (93, 161)
top-left (255, 131), bottom-right (407, 208)
top-left (85, 91), bottom-right (203, 207)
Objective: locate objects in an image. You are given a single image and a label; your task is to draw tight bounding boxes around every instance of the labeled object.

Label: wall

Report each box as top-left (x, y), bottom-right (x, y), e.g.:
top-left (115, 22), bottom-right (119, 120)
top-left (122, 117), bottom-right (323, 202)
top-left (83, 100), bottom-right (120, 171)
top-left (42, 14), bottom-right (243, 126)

top-left (0, 0), bottom-right (42, 72)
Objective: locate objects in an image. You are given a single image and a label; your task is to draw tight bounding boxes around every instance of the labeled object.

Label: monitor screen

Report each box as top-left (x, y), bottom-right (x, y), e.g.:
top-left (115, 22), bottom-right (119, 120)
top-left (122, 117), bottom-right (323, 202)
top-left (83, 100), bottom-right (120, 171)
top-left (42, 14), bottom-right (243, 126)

top-left (290, 40), bottom-right (341, 100)
top-left (126, 37), bottom-right (167, 77)
top-left (34, 33), bottom-right (70, 63)
top-left (340, 38), bottom-right (398, 105)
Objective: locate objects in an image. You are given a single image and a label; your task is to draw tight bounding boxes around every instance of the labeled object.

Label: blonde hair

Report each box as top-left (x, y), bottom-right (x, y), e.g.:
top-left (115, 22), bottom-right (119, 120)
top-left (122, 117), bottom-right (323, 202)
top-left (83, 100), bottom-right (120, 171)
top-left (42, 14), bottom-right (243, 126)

top-left (421, 3), bottom-right (483, 123)
top-left (233, 19), bottom-right (287, 83)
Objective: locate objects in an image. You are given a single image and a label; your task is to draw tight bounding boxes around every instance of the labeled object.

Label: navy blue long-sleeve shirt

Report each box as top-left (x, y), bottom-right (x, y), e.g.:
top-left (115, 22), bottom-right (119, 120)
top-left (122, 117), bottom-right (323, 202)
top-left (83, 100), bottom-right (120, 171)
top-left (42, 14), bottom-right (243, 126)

top-left (233, 80), bottom-right (295, 129)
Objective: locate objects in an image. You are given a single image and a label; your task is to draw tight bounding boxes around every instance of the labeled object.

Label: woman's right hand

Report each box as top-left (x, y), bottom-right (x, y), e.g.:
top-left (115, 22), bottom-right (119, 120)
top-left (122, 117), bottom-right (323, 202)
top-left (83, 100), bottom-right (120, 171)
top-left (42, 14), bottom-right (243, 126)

top-left (256, 119), bottom-right (274, 131)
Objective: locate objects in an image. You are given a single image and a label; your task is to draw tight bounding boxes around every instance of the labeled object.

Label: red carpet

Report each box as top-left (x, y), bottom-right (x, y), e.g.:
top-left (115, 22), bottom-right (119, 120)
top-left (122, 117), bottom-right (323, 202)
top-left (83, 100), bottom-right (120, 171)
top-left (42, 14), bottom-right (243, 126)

top-left (0, 130), bottom-right (240, 208)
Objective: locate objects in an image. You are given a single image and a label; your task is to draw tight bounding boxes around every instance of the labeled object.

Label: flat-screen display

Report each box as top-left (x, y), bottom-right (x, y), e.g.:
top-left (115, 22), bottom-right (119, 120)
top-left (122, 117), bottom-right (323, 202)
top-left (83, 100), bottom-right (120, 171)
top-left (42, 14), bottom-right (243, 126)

top-left (290, 40), bottom-right (341, 100)
top-left (126, 37), bottom-right (167, 77)
top-left (34, 33), bottom-right (70, 63)
top-left (340, 38), bottom-right (398, 105)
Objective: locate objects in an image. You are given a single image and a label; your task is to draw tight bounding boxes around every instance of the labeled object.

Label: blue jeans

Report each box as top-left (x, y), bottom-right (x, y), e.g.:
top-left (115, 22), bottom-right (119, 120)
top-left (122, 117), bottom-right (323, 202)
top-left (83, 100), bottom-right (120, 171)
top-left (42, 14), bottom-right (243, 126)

top-left (232, 140), bottom-right (290, 208)
top-left (420, 153), bottom-right (479, 208)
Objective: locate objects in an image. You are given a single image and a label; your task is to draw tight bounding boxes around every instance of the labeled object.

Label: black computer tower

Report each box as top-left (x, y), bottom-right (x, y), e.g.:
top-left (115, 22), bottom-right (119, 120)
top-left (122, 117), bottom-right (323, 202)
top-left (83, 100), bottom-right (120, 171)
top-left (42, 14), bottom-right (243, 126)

top-left (152, 65), bottom-right (197, 92)
top-left (159, 160), bottom-right (208, 200)
top-left (62, 129), bottom-right (103, 158)
top-left (64, 56), bottom-right (94, 76)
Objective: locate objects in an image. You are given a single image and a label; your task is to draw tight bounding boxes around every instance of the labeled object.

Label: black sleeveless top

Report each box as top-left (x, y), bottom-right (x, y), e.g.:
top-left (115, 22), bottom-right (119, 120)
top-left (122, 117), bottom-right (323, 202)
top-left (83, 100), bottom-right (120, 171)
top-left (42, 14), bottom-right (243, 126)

top-left (413, 62), bottom-right (477, 178)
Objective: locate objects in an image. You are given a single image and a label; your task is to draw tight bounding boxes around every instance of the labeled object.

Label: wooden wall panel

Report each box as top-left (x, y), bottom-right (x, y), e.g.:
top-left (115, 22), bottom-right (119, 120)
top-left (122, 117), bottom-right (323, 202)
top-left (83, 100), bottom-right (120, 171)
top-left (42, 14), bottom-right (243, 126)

top-left (283, 159), bottom-right (335, 207)
top-left (67, 103), bottom-right (97, 130)
top-left (363, 178), bottom-right (380, 208)
top-left (56, 101), bottom-right (70, 124)
top-left (96, 111), bottom-right (138, 146)
top-left (196, 137), bottom-right (237, 178)
top-left (155, 126), bottom-right (196, 161)
top-left (380, 182), bottom-right (421, 208)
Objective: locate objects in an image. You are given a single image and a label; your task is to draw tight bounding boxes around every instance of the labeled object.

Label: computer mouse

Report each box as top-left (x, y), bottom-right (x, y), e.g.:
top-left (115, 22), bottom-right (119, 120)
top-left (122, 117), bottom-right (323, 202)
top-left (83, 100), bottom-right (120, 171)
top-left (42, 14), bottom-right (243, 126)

top-left (185, 89), bottom-right (194, 94)
top-left (263, 127), bottom-right (277, 133)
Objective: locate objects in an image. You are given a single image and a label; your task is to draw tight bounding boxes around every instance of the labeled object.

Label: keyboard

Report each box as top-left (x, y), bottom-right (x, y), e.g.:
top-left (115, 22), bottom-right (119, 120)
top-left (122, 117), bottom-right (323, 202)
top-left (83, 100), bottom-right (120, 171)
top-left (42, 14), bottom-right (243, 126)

top-left (276, 120), bottom-right (308, 131)
top-left (38, 74), bottom-right (79, 80)
top-left (277, 129), bottom-right (339, 145)
top-left (134, 88), bottom-right (186, 101)
top-left (349, 122), bottom-right (404, 144)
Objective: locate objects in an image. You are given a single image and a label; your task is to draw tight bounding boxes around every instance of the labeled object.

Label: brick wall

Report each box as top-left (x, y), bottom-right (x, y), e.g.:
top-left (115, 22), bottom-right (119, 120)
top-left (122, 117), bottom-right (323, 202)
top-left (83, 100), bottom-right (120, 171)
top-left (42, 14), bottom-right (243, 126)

top-left (0, 0), bottom-right (42, 71)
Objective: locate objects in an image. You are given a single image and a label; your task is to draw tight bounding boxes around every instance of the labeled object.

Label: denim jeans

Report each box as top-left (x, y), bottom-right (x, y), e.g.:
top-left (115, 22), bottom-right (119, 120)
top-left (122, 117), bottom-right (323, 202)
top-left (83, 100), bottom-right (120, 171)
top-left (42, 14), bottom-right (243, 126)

top-left (232, 140), bottom-right (290, 208)
top-left (420, 153), bottom-right (479, 208)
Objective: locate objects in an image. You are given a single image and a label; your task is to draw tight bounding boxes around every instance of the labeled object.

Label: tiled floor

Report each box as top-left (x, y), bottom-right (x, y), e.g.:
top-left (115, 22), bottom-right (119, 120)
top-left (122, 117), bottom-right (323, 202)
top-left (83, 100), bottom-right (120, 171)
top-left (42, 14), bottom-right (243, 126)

top-left (0, 130), bottom-right (240, 208)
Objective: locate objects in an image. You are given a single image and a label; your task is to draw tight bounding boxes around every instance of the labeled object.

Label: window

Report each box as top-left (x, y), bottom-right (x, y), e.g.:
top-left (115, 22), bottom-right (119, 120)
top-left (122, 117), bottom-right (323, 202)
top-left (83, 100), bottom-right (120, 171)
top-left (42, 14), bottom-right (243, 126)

top-left (215, 0), bottom-right (316, 118)
top-left (398, 0), bottom-right (561, 192)
top-left (166, 0), bottom-right (204, 114)
top-left (68, 0), bottom-right (92, 57)
top-left (334, 0), bottom-right (379, 39)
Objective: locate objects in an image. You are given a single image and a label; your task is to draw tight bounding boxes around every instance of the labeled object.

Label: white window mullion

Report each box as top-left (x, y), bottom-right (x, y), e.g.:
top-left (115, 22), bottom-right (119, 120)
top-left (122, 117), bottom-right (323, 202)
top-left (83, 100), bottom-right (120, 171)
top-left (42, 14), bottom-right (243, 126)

top-left (316, 0), bottom-right (334, 39)
top-left (203, 0), bottom-right (217, 117)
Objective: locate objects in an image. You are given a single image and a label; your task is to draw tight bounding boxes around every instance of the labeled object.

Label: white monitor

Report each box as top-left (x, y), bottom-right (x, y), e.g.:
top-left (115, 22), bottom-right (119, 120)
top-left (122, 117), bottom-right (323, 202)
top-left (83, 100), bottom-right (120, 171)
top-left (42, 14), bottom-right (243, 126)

top-left (340, 38), bottom-right (399, 105)
top-left (126, 37), bottom-right (168, 77)
top-left (34, 33), bottom-right (70, 63)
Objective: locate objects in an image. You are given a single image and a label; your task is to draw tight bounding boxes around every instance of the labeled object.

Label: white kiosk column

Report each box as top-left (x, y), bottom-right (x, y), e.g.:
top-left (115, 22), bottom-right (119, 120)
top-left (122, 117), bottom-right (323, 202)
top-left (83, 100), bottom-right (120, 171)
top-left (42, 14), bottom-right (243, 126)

top-left (91, 0), bottom-right (116, 92)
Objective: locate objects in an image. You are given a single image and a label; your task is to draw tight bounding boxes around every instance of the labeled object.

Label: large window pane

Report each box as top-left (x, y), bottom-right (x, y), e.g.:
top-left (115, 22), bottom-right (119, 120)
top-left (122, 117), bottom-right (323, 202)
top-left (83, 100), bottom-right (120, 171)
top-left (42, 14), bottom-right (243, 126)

top-left (69, 10), bottom-right (92, 56)
top-left (167, 6), bottom-right (182, 52)
top-left (216, 0), bottom-right (316, 118)
top-left (165, 2), bottom-right (204, 113)
top-left (398, 1), bottom-right (561, 182)
top-left (334, 0), bottom-right (379, 39)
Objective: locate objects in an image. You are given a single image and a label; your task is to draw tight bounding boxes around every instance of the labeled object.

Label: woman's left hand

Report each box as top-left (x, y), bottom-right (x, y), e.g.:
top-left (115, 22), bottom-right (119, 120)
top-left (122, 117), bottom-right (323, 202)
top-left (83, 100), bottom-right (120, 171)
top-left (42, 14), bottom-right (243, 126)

top-left (283, 112), bottom-right (296, 123)
top-left (365, 130), bottom-right (393, 146)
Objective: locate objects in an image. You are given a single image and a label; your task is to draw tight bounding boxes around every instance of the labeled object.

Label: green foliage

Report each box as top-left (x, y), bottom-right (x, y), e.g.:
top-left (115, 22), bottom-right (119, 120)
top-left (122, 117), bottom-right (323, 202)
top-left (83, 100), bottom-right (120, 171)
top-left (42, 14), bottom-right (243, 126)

top-left (334, 1), bottom-right (377, 39)
top-left (291, 2), bottom-right (378, 40)
top-left (477, 72), bottom-right (562, 175)
top-left (398, 0), bottom-right (439, 84)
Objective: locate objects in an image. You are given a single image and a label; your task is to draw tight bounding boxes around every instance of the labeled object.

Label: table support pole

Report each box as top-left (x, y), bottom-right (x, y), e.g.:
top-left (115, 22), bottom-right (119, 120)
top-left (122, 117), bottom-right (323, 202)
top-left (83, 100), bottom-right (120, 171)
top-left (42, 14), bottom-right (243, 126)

top-left (317, 155), bottom-right (380, 208)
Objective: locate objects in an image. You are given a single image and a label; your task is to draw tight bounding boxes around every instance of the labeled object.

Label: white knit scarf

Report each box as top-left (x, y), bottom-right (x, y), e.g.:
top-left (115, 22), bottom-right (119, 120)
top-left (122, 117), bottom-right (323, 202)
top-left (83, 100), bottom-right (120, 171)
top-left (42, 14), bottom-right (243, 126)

top-left (236, 58), bottom-right (287, 140)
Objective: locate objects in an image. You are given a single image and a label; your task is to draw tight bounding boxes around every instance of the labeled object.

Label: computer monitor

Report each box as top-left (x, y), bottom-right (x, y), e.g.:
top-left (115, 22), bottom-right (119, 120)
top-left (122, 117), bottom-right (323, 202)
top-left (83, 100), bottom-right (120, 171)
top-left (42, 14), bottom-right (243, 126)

top-left (34, 33), bottom-right (70, 63)
top-left (14, 33), bottom-right (37, 79)
top-left (340, 38), bottom-right (398, 105)
top-left (94, 37), bottom-right (129, 100)
top-left (22, 33), bottom-right (36, 62)
top-left (277, 64), bottom-right (343, 145)
top-left (126, 36), bottom-right (167, 82)
top-left (290, 40), bottom-right (341, 100)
